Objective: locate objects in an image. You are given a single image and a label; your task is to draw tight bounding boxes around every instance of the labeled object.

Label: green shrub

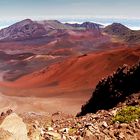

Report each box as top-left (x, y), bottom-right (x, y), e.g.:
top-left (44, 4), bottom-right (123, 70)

top-left (112, 106), bottom-right (140, 123)
top-left (68, 127), bottom-right (77, 135)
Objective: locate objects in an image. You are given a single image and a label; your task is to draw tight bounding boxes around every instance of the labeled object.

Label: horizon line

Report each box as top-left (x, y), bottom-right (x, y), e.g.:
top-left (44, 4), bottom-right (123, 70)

top-left (1, 15), bottom-right (140, 21)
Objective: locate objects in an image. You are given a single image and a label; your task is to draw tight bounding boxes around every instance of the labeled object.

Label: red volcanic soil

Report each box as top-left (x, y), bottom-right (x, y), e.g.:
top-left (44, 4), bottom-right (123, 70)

top-left (1, 45), bottom-right (140, 93)
top-left (0, 45), bottom-right (140, 115)
top-left (0, 29), bottom-right (110, 55)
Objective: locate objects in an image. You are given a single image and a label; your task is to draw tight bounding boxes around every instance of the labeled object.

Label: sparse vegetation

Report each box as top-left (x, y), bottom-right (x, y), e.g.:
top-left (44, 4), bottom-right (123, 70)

top-left (68, 127), bottom-right (77, 135)
top-left (112, 106), bottom-right (140, 123)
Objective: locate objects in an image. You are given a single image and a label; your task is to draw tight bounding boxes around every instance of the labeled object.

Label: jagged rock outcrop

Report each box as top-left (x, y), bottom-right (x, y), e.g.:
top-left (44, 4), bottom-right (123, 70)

top-left (77, 61), bottom-right (140, 116)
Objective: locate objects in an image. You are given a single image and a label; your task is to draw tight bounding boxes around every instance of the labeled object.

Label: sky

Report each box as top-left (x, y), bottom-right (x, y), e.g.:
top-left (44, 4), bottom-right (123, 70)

top-left (0, 0), bottom-right (140, 29)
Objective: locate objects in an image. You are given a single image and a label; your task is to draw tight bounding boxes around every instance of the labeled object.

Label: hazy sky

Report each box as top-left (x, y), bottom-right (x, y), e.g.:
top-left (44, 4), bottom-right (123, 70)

top-left (0, 0), bottom-right (140, 20)
top-left (0, 0), bottom-right (140, 30)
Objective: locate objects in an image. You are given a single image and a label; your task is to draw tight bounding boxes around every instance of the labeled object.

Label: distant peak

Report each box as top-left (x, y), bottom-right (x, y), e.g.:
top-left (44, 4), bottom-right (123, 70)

top-left (111, 22), bottom-right (123, 25)
top-left (17, 19), bottom-right (33, 24)
top-left (110, 22), bottom-right (130, 29)
top-left (22, 19), bottom-right (32, 22)
top-left (82, 21), bottom-right (94, 24)
top-left (11, 19), bottom-right (34, 27)
top-left (104, 22), bottom-right (131, 32)
top-left (38, 20), bottom-right (60, 23)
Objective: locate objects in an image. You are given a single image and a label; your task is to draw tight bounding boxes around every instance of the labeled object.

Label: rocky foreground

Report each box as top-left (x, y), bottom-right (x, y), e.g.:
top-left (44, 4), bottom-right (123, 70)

top-left (0, 61), bottom-right (140, 140)
top-left (0, 93), bottom-right (140, 140)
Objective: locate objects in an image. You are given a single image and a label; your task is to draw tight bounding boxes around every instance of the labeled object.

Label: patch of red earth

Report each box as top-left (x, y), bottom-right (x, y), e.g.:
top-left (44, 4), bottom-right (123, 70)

top-left (0, 45), bottom-right (140, 115)
top-left (1, 45), bottom-right (140, 91)
top-left (0, 29), bottom-right (110, 54)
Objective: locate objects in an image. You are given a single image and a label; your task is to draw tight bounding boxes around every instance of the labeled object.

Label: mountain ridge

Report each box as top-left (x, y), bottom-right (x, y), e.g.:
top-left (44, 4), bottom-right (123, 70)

top-left (1, 19), bottom-right (140, 43)
top-left (0, 19), bottom-right (103, 41)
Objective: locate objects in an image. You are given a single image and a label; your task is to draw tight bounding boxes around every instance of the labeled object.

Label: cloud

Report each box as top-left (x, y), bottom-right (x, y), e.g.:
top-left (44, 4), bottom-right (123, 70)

top-left (0, 0), bottom-right (140, 19)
